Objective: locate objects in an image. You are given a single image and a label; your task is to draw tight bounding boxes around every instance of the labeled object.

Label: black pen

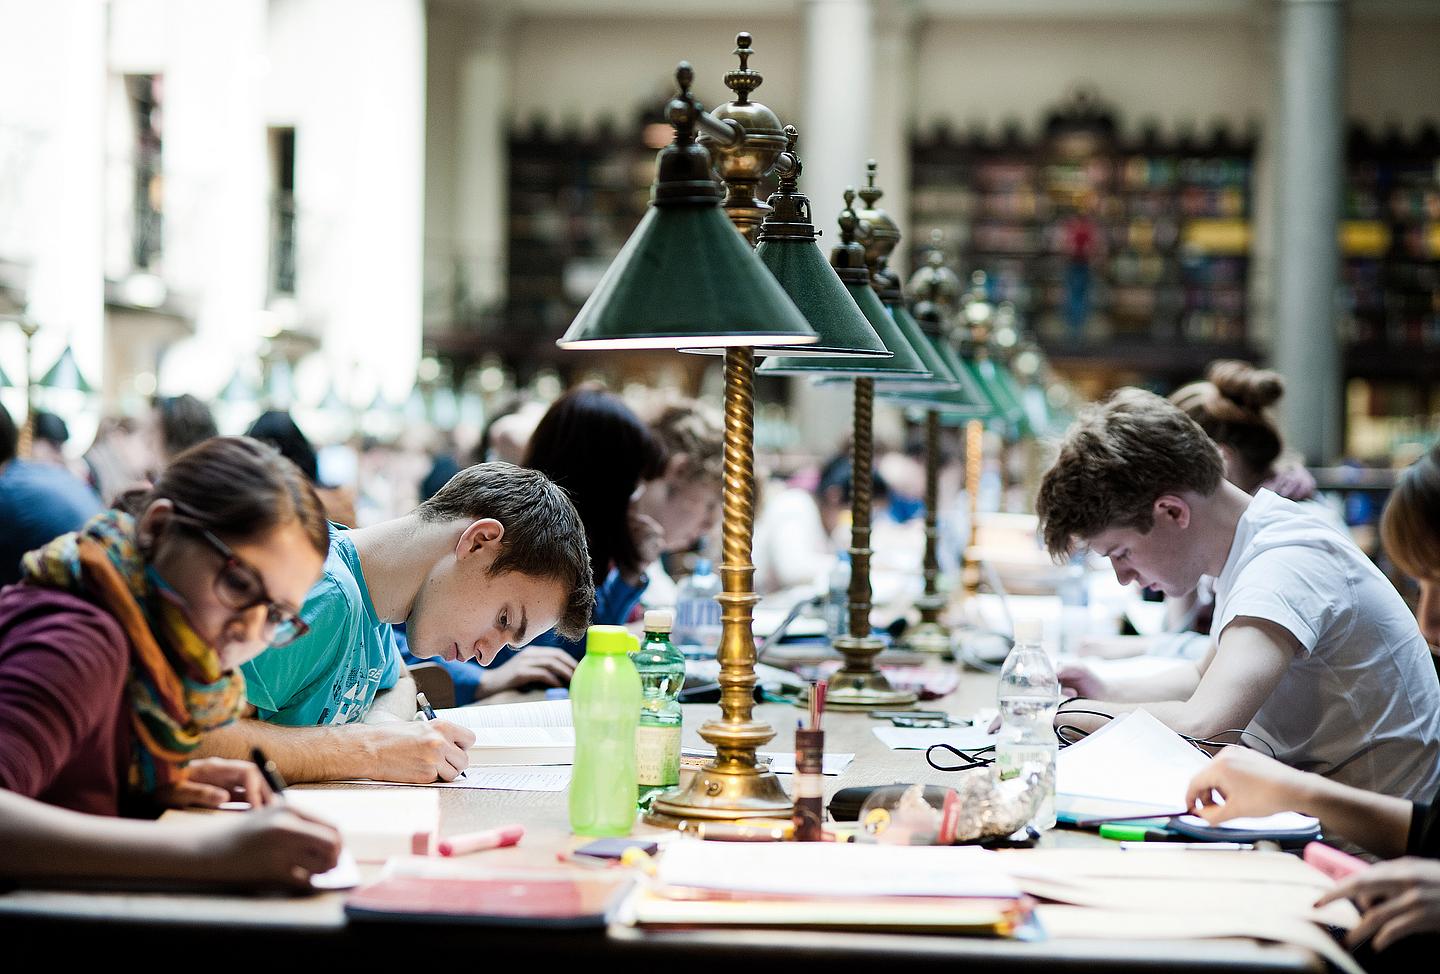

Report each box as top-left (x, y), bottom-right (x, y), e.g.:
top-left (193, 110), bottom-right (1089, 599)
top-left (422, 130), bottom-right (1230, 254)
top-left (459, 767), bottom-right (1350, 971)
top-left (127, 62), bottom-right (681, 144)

top-left (250, 746), bottom-right (288, 805)
top-left (416, 691), bottom-right (438, 721)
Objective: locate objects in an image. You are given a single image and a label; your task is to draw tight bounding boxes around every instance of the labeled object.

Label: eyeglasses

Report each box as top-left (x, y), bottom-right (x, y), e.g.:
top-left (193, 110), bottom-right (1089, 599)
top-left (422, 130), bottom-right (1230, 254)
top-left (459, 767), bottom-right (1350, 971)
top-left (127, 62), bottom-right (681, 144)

top-left (174, 520), bottom-right (310, 648)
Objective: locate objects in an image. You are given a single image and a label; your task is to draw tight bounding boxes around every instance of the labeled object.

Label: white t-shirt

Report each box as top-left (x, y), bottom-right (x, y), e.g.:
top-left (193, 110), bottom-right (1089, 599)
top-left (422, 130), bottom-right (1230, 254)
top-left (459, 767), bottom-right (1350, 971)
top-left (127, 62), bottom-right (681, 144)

top-left (1211, 489), bottom-right (1440, 800)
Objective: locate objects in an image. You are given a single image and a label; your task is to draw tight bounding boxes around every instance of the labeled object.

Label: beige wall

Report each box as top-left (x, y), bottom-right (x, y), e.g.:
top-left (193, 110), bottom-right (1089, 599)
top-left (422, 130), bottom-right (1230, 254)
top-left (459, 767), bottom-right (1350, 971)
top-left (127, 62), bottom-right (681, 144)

top-left (497, 9), bottom-right (1439, 136)
top-left (508, 16), bottom-right (806, 133)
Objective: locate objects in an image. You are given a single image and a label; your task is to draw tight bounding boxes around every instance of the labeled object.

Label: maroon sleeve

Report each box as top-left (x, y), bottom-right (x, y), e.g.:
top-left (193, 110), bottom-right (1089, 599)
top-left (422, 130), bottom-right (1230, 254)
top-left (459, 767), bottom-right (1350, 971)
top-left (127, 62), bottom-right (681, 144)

top-left (0, 589), bottom-right (129, 799)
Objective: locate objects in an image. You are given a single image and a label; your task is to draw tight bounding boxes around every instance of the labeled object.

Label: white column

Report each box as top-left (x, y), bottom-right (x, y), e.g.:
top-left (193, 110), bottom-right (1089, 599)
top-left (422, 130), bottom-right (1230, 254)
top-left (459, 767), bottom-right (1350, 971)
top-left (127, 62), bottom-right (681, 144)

top-left (273, 0), bottom-right (426, 406)
top-left (455, 10), bottom-right (513, 317)
top-left (9, 0), bottom-right (107, 398)
top-left (1274, 0), bottom-right (1344, 463)
top-left (802, 0), bottom-right (874, 231)
top-left (159, 0), bottom-right (269, 397)
top-left (870, 0), bottom-right (918, 277)
top-left (793, 0), bottom-right (876, 453)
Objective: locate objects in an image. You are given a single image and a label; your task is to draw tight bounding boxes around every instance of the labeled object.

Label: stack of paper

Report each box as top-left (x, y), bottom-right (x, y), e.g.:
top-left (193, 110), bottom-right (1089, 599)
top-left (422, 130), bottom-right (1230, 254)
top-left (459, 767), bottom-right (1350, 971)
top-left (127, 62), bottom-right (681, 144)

top-left (1055, 709), bottom-right (1318, 833)
top-left (615, 840), bottom-right (1029, 935)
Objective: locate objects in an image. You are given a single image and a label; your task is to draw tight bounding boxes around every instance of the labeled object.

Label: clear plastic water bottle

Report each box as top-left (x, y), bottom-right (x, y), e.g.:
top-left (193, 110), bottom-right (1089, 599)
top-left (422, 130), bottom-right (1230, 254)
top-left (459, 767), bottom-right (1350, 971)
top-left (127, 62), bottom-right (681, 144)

top-left (995, 618), bottom-right (1059, 830)
top-left (569, 626), bottom-right (642, 837)
top-left (825, 551), bottom-right (851, 640)
top-left (674, 559), bottom-right (722, 655)
top-left (631, 609), bottom-right (684, 806)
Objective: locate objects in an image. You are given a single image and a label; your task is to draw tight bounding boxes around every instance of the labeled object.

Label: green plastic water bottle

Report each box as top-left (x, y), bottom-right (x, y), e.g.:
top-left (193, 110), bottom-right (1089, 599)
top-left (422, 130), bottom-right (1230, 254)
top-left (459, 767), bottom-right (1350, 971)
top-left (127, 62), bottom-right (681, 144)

top-left (569, 625), bottom-right (643, 837)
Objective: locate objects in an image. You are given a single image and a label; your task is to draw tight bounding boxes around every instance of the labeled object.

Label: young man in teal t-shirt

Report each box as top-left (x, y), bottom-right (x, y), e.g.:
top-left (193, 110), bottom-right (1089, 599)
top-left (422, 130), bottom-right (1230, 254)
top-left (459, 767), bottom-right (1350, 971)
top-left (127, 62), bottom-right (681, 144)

top-left (197, 463), bottom-right (594, 783)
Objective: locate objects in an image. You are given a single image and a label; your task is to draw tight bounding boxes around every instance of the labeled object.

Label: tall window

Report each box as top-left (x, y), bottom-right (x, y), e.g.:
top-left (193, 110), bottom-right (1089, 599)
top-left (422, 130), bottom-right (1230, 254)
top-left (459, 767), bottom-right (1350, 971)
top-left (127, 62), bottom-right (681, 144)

top-left (269, 126), bottom-right (297, 296)
top-left (126, 74), bottom-right (163, 271)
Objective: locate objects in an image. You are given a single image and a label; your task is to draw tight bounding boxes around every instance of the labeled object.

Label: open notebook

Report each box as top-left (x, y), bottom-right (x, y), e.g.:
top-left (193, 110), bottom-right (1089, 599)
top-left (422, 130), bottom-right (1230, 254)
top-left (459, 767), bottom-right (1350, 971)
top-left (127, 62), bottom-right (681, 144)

top-left (434, 699), bottom-right (575, 765)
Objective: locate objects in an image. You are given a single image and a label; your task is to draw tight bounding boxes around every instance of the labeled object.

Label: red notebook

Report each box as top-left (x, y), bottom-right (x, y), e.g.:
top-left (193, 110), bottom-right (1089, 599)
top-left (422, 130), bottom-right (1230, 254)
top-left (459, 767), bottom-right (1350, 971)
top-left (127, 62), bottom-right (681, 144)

top-left (344, 871), bottom-right (633, 928)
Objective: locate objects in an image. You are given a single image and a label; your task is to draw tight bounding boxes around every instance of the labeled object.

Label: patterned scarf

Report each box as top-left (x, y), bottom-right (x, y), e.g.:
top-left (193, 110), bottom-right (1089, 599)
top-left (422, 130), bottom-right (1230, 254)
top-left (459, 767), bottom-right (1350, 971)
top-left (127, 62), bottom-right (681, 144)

top-left (20, 510), bottom-right (248, 798)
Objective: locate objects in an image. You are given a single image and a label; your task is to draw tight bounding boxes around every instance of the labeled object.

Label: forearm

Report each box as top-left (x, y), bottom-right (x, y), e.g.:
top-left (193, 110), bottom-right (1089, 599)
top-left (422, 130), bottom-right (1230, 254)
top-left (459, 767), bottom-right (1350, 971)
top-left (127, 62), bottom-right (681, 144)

top-left (1298, 775), bottom-right (1413, 858)
top-left (1056, 696), bottom-right (1229, 742)
top-left (0, 790), bottom-right (210, 884)
top-left (365, 673), bottom-right (418, 724)
top-left (195, 719), bottom-right (378, 783)
top-left (1099, 661), bottom-right (1202, 703)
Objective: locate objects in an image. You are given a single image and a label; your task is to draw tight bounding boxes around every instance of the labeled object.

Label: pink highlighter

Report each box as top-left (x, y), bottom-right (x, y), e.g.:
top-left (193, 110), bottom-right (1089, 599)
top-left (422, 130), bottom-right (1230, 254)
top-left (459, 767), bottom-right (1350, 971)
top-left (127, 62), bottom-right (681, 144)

top-left (437, 825), bottom-right (525, 858)
top-left (1304, 841), bottom-right (1369, 881)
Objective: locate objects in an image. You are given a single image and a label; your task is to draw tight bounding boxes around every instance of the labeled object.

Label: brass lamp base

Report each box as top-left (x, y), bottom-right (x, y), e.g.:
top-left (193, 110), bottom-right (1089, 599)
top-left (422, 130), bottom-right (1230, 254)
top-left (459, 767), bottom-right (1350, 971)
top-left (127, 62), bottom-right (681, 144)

top-left (646, 747), bottom-right (793, 824)
top-left (823, 634), bottom-right (918, 709)
top-left (902, 617), bottom-right (953, 656)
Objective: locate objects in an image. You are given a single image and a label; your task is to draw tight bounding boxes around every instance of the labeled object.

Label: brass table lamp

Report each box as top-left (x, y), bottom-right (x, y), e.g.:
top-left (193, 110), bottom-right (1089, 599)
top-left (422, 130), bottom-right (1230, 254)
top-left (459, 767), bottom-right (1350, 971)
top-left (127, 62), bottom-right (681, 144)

top-left (760, 189), bottom-right (936, 709)
top-left (559, 63), bottom-right (818, 822)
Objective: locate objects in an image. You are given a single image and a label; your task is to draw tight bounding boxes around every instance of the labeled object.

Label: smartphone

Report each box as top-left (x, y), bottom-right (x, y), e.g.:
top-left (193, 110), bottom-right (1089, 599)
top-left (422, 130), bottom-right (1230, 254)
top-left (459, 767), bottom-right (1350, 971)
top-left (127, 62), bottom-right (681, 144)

top-left (572, 837), bottom-right (659, 861)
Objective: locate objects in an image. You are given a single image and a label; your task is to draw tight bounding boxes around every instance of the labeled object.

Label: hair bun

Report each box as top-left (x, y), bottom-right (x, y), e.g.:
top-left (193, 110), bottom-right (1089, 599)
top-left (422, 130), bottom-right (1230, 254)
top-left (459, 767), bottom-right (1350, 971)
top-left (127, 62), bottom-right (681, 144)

top-left (1206, 360), bottom-right (1284, 412)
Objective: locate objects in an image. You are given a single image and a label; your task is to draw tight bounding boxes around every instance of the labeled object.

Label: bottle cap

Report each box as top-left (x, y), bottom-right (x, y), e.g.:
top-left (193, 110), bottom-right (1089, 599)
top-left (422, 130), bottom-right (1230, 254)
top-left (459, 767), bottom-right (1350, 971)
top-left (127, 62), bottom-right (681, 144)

top-left (585, 625), bottom-right (640, 656)
top-left (644, 609), bottom-right (674, 633)
top-left (1012, 618), bottom-right (1043, 644)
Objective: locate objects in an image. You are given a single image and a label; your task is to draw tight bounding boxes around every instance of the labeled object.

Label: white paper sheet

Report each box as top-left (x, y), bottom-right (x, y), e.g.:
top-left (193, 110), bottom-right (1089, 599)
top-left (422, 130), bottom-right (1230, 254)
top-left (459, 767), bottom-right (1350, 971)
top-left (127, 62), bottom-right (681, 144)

top-left (657, 841), bottom-right (1019, 898)
top-left (333, 765), bottom-right (573, 792)
top-left (456, 766), bottom-right (572, 791)
top-left (872, 725), bottom-right (997, 752)
top-left (1056, 710), bottom-right (1318, 832)
top-left (310, 850), bottom-right (360, 890)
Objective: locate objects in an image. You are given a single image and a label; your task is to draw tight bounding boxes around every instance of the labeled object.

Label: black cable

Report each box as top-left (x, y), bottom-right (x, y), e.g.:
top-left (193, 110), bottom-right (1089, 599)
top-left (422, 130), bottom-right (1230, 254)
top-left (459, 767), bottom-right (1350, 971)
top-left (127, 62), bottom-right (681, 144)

top-left (925, 742), bottom-right (995, 773)
top-left (1185, 728), bottom-right (1278, 759)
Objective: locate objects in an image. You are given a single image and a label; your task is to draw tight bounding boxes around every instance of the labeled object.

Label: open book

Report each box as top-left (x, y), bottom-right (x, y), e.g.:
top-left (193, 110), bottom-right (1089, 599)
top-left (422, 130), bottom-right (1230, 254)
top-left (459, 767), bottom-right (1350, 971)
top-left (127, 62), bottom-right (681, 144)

top-left (435, 699), bottom-right (575, 766)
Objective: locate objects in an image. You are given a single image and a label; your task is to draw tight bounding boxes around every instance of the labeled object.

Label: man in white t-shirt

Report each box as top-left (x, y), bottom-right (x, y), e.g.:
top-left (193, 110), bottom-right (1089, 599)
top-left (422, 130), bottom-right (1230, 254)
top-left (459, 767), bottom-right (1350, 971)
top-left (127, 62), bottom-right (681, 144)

top-left (1036, 388), bottom-right (1440, 801)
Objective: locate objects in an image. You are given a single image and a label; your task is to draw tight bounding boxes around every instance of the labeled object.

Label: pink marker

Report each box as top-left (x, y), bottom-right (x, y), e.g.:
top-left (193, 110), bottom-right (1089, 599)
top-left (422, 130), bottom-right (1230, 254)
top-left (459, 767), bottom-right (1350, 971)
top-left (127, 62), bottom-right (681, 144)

top-left (437, 824), bottom-right (525, 857)
top-left (1304, 841), bottom-right (1369, 882)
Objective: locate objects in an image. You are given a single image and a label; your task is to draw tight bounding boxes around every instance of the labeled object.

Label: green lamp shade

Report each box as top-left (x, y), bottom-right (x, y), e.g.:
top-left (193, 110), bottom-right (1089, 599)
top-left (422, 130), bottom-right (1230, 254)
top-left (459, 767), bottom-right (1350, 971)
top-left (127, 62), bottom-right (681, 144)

top-left (758, 280), bottom-right (930, 379)
top-left (874, 304), bottom-right (961, 389)
top-left (687, 237), bottom-right (892, 359)
top-left (975, 356), bottom-right (1029, 433)
top-left (557, 206), bottom-right (818, 351)
top-left (880, 337), bottom-right (990, 415)
top-left (38, 346), bottom-right (92, 394)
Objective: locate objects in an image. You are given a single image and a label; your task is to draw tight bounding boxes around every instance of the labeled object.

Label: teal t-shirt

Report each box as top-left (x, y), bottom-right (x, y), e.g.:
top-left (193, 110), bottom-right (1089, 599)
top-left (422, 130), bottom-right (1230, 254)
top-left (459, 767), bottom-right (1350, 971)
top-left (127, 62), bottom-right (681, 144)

top-left (241, 524), bottom-right (402, 726)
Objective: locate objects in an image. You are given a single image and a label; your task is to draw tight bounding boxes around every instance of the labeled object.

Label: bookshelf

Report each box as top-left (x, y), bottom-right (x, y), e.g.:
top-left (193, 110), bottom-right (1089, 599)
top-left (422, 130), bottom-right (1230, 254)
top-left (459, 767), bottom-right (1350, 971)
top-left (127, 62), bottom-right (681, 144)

top-left (910, 90), bottom-right (1257, 390)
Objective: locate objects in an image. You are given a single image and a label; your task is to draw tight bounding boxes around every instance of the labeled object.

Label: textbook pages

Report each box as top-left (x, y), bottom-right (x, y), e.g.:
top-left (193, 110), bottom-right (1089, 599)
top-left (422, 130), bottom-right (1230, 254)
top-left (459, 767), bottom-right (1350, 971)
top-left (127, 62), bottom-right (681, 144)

top-left (434, 699), bottom-right (575, 766)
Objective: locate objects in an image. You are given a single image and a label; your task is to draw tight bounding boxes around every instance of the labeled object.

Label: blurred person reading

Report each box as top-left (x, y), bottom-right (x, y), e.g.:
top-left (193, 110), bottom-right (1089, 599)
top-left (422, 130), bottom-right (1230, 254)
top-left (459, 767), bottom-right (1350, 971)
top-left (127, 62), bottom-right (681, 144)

top-left (0, 403), bottom-right (101, 586)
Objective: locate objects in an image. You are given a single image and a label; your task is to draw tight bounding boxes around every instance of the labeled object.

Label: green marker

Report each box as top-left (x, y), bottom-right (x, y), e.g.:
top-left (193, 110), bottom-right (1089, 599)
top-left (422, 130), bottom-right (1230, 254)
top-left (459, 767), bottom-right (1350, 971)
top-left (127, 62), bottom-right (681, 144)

top-left (1099, 823), bottom-right (1169, 842)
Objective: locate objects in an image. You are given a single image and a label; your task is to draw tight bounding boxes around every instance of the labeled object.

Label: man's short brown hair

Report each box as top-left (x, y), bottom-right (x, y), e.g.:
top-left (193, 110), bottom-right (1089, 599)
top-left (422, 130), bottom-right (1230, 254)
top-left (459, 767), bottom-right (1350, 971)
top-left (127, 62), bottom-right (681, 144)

top-left (417, 462), bottom-right (595, 640)
top-left (1036, 388), bottom-right (1225, 559)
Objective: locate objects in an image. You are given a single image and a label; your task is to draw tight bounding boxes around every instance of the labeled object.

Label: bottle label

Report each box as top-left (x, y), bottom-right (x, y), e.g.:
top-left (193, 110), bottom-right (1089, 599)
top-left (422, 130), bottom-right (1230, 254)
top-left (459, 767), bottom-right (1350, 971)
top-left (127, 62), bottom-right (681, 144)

top-left (635, 724), bottom-right (681, 787)
top-left (995, 743), bottom-right (1055, 782)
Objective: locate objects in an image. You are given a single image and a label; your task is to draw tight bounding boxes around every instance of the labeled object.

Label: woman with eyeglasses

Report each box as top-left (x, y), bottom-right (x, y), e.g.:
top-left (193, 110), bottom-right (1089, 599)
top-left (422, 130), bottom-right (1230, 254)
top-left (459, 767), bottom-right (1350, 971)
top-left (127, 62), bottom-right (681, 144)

top-left (0, 436), bottom-right (341, 890)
